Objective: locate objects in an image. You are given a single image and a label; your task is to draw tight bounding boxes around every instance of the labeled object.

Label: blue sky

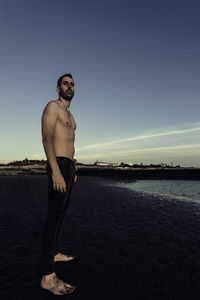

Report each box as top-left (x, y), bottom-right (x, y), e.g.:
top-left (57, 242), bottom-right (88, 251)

top-left (0, 0), bottom-right (199, 167)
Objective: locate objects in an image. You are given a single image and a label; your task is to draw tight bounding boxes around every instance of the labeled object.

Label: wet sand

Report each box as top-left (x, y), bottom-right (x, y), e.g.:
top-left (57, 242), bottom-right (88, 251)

top-left (1, 175), bottom-right (200, 300)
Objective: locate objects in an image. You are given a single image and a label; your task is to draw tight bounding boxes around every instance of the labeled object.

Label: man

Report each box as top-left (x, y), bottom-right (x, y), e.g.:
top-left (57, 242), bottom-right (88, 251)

top-left (40, 73), bottom-right (77, 295)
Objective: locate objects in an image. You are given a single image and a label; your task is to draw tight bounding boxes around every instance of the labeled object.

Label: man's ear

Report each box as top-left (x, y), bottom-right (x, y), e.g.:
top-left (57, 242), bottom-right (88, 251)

top-left (56, 86), bottom-right (60, 93)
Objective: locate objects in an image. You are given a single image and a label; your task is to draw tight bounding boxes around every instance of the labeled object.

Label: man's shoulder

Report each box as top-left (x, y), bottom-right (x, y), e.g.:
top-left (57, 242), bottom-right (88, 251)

top-left (43, 100), bottom-right (59, 114)
top-left (46, 100), bottom-right (59, 107)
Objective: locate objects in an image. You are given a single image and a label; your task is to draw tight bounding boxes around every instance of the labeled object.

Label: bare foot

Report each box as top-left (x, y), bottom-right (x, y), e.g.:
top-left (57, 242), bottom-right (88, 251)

top-left (54, 252), bottom-right (75, 262)
top-left (41, 274), bottom-right (76, 295)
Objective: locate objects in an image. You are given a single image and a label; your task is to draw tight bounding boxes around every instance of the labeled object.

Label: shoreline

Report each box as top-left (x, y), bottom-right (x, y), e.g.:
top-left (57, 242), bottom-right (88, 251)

top-left (0, 165), bottom-right (200, 179)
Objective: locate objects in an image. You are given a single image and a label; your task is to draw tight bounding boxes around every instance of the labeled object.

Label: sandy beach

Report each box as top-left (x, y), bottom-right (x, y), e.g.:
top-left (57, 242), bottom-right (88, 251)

top-left (1, 175), bottom-right (200, 300)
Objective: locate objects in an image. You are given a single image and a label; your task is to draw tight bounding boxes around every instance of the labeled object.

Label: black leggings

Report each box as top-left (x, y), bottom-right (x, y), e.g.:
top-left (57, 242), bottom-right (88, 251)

top-left (41, 156), bottom-right (76, 275)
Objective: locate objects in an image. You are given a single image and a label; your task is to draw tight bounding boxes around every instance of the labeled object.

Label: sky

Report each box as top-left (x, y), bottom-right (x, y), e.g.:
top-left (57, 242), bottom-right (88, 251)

top-left (0, 0), bottom-right (199, 167)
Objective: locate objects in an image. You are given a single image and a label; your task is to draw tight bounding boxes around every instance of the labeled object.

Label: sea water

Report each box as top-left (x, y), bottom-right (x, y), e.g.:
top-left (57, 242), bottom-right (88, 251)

top-left (103, 179), bottom-right (200, 203)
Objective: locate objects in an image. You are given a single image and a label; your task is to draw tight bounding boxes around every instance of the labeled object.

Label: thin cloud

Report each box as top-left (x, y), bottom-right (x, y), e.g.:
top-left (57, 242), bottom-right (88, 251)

top-left (77, 143), bottom-right (200, 160)
top-left (76, 125), bottom-right (200, 152)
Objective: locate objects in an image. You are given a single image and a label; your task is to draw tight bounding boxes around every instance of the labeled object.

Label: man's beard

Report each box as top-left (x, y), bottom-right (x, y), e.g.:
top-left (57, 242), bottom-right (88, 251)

top-left (59, 89), bottom-right (74, 101)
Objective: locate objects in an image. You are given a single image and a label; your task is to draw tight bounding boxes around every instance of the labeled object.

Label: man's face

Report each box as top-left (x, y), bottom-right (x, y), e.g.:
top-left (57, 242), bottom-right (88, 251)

top-left (57, 76), bottom-right (75, 101)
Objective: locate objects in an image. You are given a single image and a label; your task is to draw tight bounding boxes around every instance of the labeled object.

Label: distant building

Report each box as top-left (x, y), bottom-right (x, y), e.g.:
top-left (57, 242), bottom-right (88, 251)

top-left (111, 162), bottom-right (121, 167)
top-left (93, 161), bottom-right (114, 167)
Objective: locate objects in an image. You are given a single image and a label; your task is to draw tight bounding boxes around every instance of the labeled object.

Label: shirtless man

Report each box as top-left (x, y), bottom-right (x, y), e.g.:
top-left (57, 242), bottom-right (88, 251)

top-left (40, 74), bottom-right (77, 295)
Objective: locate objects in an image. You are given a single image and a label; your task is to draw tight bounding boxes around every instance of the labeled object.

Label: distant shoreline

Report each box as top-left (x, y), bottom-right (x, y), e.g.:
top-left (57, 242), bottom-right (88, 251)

top-left (0, 164), bottom-right (199, 179)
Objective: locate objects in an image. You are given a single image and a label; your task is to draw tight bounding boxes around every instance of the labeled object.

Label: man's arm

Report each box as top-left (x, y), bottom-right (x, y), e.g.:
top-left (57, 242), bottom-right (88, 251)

top-left (41, 101), bottom-right (66, 193)
top-left (41, 101), bottom-right (59, 173)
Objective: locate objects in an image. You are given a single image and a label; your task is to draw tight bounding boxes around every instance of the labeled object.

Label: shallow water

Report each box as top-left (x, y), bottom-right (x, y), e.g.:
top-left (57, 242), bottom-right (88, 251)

top-left (102, 179), bottom-right (200, 203)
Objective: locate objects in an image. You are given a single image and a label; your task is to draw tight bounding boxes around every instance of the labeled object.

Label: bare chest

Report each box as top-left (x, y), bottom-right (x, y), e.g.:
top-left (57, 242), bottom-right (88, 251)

top-left (58, 108), bottom-right (76, 130)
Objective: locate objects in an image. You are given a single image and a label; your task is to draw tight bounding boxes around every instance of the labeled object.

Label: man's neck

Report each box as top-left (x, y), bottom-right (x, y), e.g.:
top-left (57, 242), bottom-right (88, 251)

top-left (58, 97), bottom-right (71, 109)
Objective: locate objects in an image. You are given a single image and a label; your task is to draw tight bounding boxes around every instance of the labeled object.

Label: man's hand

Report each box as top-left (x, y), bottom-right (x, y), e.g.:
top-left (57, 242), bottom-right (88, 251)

top-left (74, 174), bottom-right (77, 183)
top-left (52, 172), bottom-right (67, 193)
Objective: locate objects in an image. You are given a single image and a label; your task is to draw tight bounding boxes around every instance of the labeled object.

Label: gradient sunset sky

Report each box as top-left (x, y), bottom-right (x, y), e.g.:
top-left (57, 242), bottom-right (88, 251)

top-left (0, 0), bottom-right (199, 167)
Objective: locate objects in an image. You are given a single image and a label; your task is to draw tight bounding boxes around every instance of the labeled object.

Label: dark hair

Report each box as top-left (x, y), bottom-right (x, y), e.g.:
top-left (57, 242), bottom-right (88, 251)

top-left (57, 73), bottom-right (73, 87)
